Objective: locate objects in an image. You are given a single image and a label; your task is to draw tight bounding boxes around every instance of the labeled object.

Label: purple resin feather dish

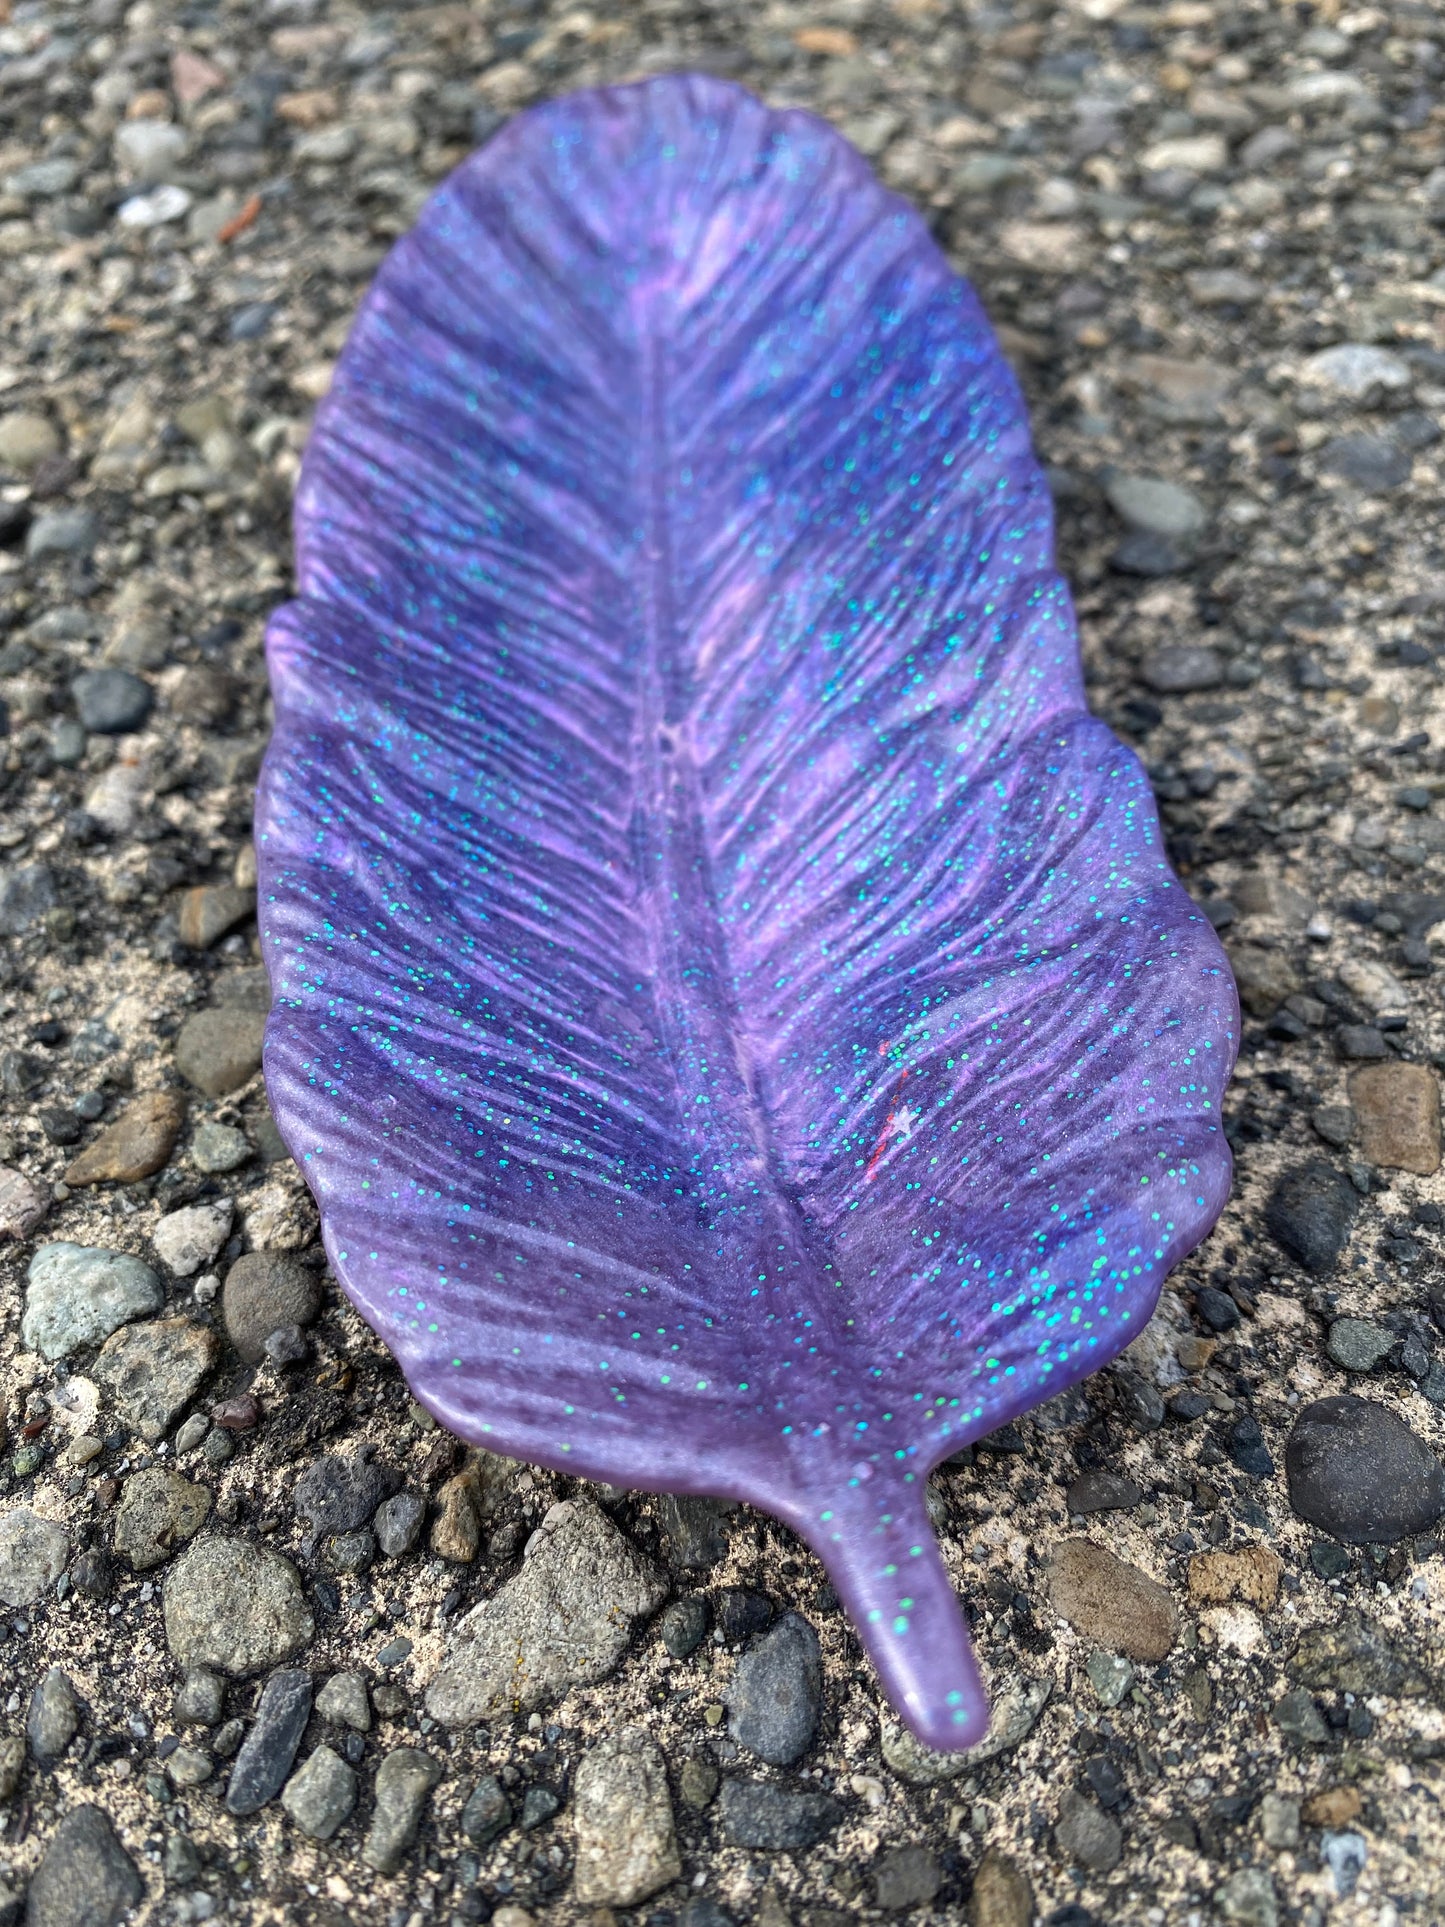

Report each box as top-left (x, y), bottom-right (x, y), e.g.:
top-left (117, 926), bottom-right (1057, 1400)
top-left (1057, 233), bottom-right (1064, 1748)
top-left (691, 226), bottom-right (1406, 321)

top-left (256, 73), bottom-right (1238, 1751)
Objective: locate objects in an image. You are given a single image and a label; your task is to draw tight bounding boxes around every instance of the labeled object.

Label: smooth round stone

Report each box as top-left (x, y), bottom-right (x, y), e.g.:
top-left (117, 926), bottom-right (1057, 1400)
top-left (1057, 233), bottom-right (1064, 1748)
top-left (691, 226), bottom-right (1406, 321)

top-left (1285, 1395), bottom-right (1445, 1544)
top-left (174, 1007), bottom-right (267, 1097)
top-left (222, 1251), bottom-right (322, 1364)
top-left (1045, 1539), bottom-right (1178, 1662)
top-left (0, 411), bottom-right (60, 473)
top-left (163, 1534), bottom-right (314, 1675)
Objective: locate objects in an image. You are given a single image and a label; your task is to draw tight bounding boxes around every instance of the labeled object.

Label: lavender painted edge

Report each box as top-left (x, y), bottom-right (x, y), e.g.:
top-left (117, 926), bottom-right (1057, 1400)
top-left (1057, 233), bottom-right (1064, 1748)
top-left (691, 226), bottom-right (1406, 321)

top-left (256, 73), bottom-right (1239, 1751)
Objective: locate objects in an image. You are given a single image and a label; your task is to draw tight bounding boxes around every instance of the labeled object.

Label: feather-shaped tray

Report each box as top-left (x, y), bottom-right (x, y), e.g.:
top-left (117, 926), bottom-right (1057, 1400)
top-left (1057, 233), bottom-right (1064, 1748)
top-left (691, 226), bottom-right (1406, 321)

top-left (257, 74), bottom-right (1237, 1749)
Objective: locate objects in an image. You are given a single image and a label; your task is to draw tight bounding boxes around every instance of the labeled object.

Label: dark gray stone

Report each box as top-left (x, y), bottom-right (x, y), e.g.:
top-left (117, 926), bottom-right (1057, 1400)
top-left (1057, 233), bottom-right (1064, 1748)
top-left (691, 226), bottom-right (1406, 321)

top-left (1319, 434), bottom-right (1411, 492)
top-left (24, 1804), bottom-right (142, 1927)
top-left (1141, 645), bottom-right (1223, 693)
top-left (294, 1446), bottom-right (400, 1547)
top-left (1338, 1025), bottom-right (1388, 1061)
top-left (374, 1490), bottom-right (426, 1558)
top-left (1326, 1319), bottom-right (1395, 1373)
top-left (226, 1668), bottom-right (313, 1815)
top-left (660, 1594), bottom-right (708, 1659)
top-left (0, 864), bottom-right (56, 937)
top-left (874, 1844), bottom-right (943, 1910)
top-left (1055, 1789), bottom-right (1122, 1872)
top-left (717, 1778), bottom-right (841, 1850)
top-left (280, 1744), bottom-right (357, 1841)
top-left (26, 508), bottom-right (98, 560)
top-left (521, 1784), bottom-right (560, 1829)
top-left (1265, 1161), bottom-right (1358, 1273)
top-left (1228, 1414), bottom-right (1275, 1479)
top-left (173, 1666), bottom-right (226, 1728)
top-left (1065, 1471), bottom-right (1142, 1515)
top-left (715, 1588), bottom-right (771, 1642)
top-left (461, 1773), bottom-right (511, 1845)
top-left (725, 1613), bottom-right (821, 1766)
top-left (1286, 1396), bottom-right (1445, 1543)
top-left (1271, 1687), bottom-right (1330, 1746)
top-left (657, 1494), bottom-right (730, 1570)
top-left (71, 670), bottom-right (152, 735)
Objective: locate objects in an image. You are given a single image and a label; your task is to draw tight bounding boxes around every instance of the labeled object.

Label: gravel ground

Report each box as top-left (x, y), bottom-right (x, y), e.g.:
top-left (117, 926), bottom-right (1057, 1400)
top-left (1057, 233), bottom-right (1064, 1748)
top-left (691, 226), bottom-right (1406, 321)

top-left (0, 1), bottom-right (1444, 1924)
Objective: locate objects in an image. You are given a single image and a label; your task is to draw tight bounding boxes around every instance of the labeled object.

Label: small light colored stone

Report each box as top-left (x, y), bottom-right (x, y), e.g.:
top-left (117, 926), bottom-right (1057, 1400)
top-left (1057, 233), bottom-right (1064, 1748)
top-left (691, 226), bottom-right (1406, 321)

top-left (969, 1848), bottom-right (1033, 1927)
top-left (0, 1167), bottom-right (47, 1240)
top-left (113, 1467), bottom-right (211, 1570)
top-left (998, 220), bottom-right (1086, 273)
top-left (573, 1727), bottom-right (681, 1907)
top-left (1348, 1062), bottom-right (1441, 1176)
top-left (1046, 1540), bottom-right (1178, 1662)
top-left (27, 1669), bottom-right (78, 1761)
top-left (316, 1672), bottom-right (370, 1732)
top-left (167, 1745), bottom-right (213, 1788)
top-left (152, 1198), bottom-right (234, 1278)
top-left (880, 1675), bottom-right (1051, 1783)
top-left (23, 1243), bottom-right (163, 1361)
top-left (1187, 1544), bottom-right (1283, 1611)
top-left (426, 1500), bottom-right (667, 1725)
top-left (1141, 132), bottom-right (1228, 173)
top-left (1299, 343), bottom-right (1411, 398)
top-left (0, 411), bottom-right (60, 473)
top-left (65, 1091), bottom-right (187, 1187)
top-left (1337, 955), bottom-right (1408, 1017)
top-left (430, 1471), bottom-right (481, 1564)
top-left (282, 1744), bottom-right (357, 1839)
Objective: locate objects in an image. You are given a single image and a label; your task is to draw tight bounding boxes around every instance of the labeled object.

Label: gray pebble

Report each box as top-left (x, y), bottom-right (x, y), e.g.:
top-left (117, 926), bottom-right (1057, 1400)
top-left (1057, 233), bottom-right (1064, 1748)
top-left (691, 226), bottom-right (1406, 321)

top-left (190, 1121), bottom-right (252, 1174)
top-left (716, 1778), bottom-right (840, 1850)
top-left (316, 1671), bottom-right (370, 1732)
top-left (461, 1773), bottom-right (510, 1845)
top-left (282, 1743), bottom-right (358, 1840)
top-left (174, 1007), bottom-right (267, 1098)
top-left (27, 1667), bottom-right (78, 1761)
top-left (164, 1535), bottom-right (314, 1676)
top-left (572, 1726), bottom-right (679, 1906)
top-left (874, 1844), bottom-right (942, 1911)
top-left (1104, 471), bottom-right (1207, 538)
top-left (725, 1612), bottom-right (821, 1766)
top-left (22, 1241), bottom-right (163, 1362)
top-left (363, 1746), bottom-right (443, 1873)
top-left (1055, 1789), bottom-right (1122, 1872)
top-left (26, 508), bottom-right (98, 560)
top-left (223, 1251), bottom-right (321, 1364)
top-left (374, 1490), bottom-right (426, 1558)
top-left (1326, 1318), bottom-right (1395, 1373)
top-left (660, 1594), bottom-right (708, 1659)
top-left (71, 668), bottom-right (152, 735)
top-left (0, 864), bottom-right (56, 937)
top-left (173, 1666), bottom-right (226, 1728)
top-left (0, 1507), bottom-right (70, 1608)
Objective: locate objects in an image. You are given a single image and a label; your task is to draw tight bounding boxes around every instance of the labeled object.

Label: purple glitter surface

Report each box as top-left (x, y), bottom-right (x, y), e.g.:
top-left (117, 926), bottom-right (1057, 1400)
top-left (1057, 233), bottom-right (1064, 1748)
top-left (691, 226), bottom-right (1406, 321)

top-left (257, 74), bottom-right (1237, 1750)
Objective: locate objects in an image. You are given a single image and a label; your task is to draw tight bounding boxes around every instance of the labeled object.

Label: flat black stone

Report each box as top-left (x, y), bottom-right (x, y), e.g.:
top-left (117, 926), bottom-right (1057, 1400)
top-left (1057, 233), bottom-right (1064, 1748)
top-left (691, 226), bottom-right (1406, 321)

top-left (715, 1588), bottom-right (772, 1643)
top-left (1286, 1394), bottom-right (1445, 1544)
top-left (661, 1594), bottom-right (708, 1659)
top-left (1195, 1285), bottom-right (1240, 1332)
top-left (1065, 1470), bottom-right (1143, 1515)
top-left (225, 1670), bottom-right (313, 1816)
top-left (1265, 1160), bottom-right (1359, 1273)
top-left (657, 1494), bottom-right (730, 1572)
top-left (1227, 1414), bottom-right (1274, 1479)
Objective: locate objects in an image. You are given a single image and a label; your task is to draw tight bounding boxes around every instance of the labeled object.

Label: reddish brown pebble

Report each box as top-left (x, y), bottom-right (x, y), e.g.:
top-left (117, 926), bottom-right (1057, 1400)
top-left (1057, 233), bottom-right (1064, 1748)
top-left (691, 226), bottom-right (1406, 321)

top-left (212, 1395), bottom-right (261, 1432)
